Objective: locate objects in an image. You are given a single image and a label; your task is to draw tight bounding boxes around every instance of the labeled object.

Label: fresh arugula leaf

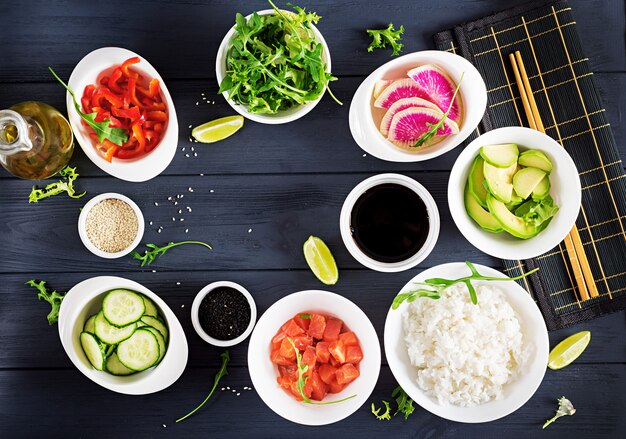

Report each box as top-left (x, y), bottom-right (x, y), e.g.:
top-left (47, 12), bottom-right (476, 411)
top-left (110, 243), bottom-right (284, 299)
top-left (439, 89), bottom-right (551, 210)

top-left (219, 1), bottom-right (341, 115)
top-left (28, 165), bottom-right (86, 203)
top-left (131, 241), bottom-right (212, 266)
top-left (371, 401), bottom-right (392, 420)
top-left (391, 261), bottom-right (539, 309)
top-left (176, 351), bottom-right (230, 423)
top-left (543, 397), bottom-right (576, 429)
top-left (366, 23), bottom-right (405, 56)
top-left (413, 72), bottom-right (464, 148)
top-left (26, 280), bottom-right (65, 324)
top-left (287, 338), bottom-right (357, 405)
top-left (392, 386), bottom-right (415, 420)
top-left (49, 67), bottom-right (128, 146)
top-left (515, 195), bottom-right (559, 227)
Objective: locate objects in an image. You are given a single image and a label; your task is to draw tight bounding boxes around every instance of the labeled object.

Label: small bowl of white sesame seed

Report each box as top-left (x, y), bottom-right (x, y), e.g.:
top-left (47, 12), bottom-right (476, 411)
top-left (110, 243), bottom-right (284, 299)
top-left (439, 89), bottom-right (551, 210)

top-left (78, 193), bottom-right (145, 259)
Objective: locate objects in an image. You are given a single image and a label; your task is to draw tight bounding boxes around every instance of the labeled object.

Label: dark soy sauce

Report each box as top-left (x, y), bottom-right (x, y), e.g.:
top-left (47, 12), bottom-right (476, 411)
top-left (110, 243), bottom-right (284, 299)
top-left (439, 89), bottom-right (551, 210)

top-left (350, 183), bottom-right (429, 263)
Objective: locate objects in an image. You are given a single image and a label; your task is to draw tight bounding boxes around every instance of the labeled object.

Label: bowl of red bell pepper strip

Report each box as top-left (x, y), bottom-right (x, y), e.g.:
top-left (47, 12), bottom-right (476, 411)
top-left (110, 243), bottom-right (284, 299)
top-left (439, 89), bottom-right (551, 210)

top-left (66, 47), bottom-right (178, 182)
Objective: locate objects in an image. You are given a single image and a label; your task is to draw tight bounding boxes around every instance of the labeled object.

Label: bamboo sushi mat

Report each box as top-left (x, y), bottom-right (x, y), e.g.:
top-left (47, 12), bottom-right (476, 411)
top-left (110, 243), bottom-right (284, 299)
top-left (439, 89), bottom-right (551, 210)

top-left (434, 0), bottom-right (626, 330)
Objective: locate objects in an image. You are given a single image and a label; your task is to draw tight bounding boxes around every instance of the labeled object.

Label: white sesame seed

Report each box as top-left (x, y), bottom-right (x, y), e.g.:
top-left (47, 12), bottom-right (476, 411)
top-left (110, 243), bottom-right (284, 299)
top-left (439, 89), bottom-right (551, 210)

top-left (172, 217), bottom-right (175, 221)
top-left (163, 424), bottom-right (166, 428)
top-left (195, 102), bottom-right (199, 105)
top-left (201, 93), bottom-right (205, 96)
top-left (176, 282), bottom-right (180, 285)
top-left (187, 207), bottom-right (192, 212)
top-left (362, 153), bottom-right (367, 157)
top-left (157, 229), bottom-right (162, 233)
top-left (180, 195), bottom-right (184, 198)
top-left (180, 218), bottom-right (184, 221)
top-left (154, 202), bottom-right (158, 206)
top-left (191, 147), bottom-right (195, 151)
top-left (182, 147), bottom-right (185, 151)
top-left (202, 97), bottom-right (206, 100)
top-left (188, 124), bottom-right (192, 128)
top-left (221, 387), bottom-right (225, 391)
top-left (149, 221), bottom-right (153, 225)
top-left (236, 393), bottom-right (240, 396)
top-left (178, 209), bottom-right (182, 214)
top-left (174, 201), bottom-right (178, 205)
top-left (185, 154), bottom-right (189, 158)
top-left (226, 387), bottom-right (230, 390)
top-left (194, 152), bottom-right (198, 157)
top-left (212, 101), bottom-right (215, 104)
top-left (152, 270), bottom-right (156, 273)
top-left (200, 173), bottom-right (204, 176)
top-left (185, 229), bottom-right (189, 233)
top-left (232, 389), bottom-right (236, 393)
top-left (210, 190), bottom-right (214, 193)
top-left (168, 196), bottom-right (172, 200)
top-left (248, 228), bottom-right (252, 233)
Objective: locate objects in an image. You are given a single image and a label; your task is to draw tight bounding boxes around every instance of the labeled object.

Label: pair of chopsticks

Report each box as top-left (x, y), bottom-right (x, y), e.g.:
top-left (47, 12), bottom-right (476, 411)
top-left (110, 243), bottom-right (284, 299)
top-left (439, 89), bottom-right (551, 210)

top-left (509, 50), bottom-right (598, 301)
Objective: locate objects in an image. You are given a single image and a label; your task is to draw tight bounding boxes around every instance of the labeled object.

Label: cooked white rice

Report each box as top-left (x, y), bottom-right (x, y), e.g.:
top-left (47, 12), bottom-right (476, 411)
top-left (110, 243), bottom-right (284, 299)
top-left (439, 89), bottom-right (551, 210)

top-left (402, 283), bottom-right (527, 407)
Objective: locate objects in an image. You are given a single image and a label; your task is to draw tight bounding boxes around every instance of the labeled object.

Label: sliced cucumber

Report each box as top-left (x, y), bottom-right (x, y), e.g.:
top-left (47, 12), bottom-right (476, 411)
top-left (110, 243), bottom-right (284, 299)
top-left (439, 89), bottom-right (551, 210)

top-left (141, 315), bottom-right (168, 341)
top-left (532, 175), bottom-right (551, 201)
top-left (142, 296), bottom-right (159, 317)
top-left (80, 332), bottom-right (106, 371)
top-left (117, 329), bottom-right (160, 372)
top-left (484, 162), bottom-right (517, 203)
top-left (518, 150), bottom-right (553, 173)
top-left (464, 184), bottom-right (503, 233)
top-left (468, 155), bottom-right (489, 208)
top-left (102, 289), bottom-right (145, 327)
top-left (513, 167), bottom-right (546, 199)
top-left (83, 314), bottom-right (97, 334)
top-left (106, 351), bottom-right (135, 376)
top-left (95, 312), bottom-right (136, 345)
top-left (144, 327), bottom-right (167, 364)
top-left (480, 143), bottom-right (519, 168)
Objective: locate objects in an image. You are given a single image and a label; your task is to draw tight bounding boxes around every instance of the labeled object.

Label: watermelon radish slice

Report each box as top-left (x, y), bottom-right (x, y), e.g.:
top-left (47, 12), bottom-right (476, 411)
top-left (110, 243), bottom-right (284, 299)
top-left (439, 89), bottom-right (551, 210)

top-left (373, 79), bottom-right (394, 99)
top-left (374, 78), bottom-right (433, 109)
top-left (388, 107), bottom-right (459, 148)
top-left (406, 64), bottom-right (462, 122)
top-left (379, 97), bottom-right (441, 136)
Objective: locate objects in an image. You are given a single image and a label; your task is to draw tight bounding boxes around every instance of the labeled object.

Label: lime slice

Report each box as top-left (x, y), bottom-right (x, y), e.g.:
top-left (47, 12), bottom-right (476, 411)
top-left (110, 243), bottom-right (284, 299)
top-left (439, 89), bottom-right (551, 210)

top-left (191, 115), bottom-right (244, 143)
top-left (548, 330), bottom-right (591, 370)
top-left (303, 236), bottom-right (339, 285)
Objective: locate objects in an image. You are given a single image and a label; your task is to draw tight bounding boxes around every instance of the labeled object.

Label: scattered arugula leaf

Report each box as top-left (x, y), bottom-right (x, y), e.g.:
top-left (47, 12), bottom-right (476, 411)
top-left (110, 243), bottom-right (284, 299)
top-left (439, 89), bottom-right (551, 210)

top-left (392, 386), bottom-right (415, 420)
top-left (49, 67), bottom-right (128, 146)
top-left (131, 241), bottom-right (212, 266)
top-left (413, 72), bottom-right (464, 148)
top-left (371, 401), bottom-right (392, 420)
top-left (515, 195), bottom-right (559, 227)
top-left (298, 313), bottom-right (312, 320)
top-left (543, 397), bottom-right (576, 429)
top-left (366, 23), bottom-right (405, 56)
top-left (218, 1), bottom-right (341, 115)
top-left (287, 338), bottom-right (357, 405)
top-left (26, 280), bottom-right (65, 325)
top-left (28, 165), bottom-right (86, 203)
top-left (176, 351), bottom-right (230, 423)
top-left (391, 261), bottom-right (539, 309)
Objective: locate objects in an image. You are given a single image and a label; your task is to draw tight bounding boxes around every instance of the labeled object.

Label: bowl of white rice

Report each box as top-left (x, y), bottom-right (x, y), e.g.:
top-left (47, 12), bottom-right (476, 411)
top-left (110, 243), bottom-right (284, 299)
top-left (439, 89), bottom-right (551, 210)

top-left (384, 262), bottom-right (548, 423)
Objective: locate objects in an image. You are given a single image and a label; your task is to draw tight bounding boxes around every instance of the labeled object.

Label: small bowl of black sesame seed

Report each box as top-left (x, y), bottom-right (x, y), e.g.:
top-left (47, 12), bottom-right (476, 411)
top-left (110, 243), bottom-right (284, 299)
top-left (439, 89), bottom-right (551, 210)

top-left (191, 281), bottom-right (257, 347)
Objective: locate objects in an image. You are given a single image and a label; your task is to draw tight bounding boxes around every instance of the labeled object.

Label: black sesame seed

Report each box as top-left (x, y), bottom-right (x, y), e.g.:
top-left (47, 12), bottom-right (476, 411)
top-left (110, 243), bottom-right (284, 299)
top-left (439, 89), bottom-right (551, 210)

top-left (198, 287), bottom-right (251, 340)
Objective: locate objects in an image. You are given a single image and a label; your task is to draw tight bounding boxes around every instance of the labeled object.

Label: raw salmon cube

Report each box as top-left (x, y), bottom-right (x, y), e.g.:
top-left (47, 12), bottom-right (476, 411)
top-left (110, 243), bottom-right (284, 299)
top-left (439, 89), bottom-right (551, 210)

top-left (292, 335), bottom-right (313, 351)
top-left (279, 338), bottom-right (296, 360)
top-left (309, 370), bottom-right (328, 401)
top-left (293, 314), bottom-right (311, 331)
top-left (283, 319), bottom-right (305, 337)
top-left (318, 363), bottom-right (337, 385)
top-left (335, 363), bottom-right (360, 385)
top-left (328, 339), bottom-right (346, 364)
top-left (308, 314), bottom-right (326, 339)
top-left (339, 331), bottom-right (359, 347)
top-left (302, 346), bottom-right (317, 370)
top-left (315, 342), bottom-right (331, 363)
top-left (345, 346), bottom-right (363, 364)
top-left (323, 318), bottom-right (343, 342)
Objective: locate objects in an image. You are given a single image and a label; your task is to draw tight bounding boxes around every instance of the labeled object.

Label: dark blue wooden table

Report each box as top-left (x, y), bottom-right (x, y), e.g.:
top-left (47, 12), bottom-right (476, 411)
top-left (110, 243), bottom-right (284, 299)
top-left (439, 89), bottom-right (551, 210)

top-left (1, 1), bottom-right (625, 437)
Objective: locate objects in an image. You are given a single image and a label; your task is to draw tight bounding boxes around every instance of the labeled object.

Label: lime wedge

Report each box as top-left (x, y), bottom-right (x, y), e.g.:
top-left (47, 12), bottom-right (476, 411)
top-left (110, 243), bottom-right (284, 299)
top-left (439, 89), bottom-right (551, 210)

top-left (303, 236), bottom-right (339, 285)
top-left (548, 330), bottom-right (591, 370)
top-left (191, 115), bottom-right (244, 143)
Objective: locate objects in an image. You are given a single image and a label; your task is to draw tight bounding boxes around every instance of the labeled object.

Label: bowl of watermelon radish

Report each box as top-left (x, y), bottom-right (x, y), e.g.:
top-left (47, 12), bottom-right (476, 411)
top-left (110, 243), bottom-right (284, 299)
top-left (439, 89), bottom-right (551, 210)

top-left (349, 51), bottom-right (487, 162)
top-left (247, 290), bottom-right (381, 425)
top-left (58, 276), bottom-right (188, 395)
top-left (448, 127), bottom-right (581, 260)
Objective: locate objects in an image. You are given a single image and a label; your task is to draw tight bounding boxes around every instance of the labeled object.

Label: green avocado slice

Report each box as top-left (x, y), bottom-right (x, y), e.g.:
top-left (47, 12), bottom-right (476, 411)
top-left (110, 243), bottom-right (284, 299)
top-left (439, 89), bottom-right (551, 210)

top-left (486, 194), bottom-right (542, 239)
top-left (518, 150), bottom-right (553, 173)
top-left (468, 155), bottom-right (489, 208)
top-left (464, 184), bottom-right (503, 233)
top-left (484, 161), bottom-right (517, 203)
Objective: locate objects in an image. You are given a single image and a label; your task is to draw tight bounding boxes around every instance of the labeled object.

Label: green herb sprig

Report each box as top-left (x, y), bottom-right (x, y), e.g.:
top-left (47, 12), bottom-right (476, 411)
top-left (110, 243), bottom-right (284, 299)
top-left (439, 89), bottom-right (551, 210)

top-left (131, 241), bottom-right (212, 266)
top-left (176, 351), bottom-right (230, 423)
top-left (371, 401), bottom-right (392, 420)
top-left (366, 23), bottom-right (405, 56)
top-left (543, 397), bottom-right (576, 429)
top-left (287, 338), bottom-right (357, 405)
top-left (392, 386), bottom-right (415, 419)
top-left (218, 1), bottom-right (341, 115)
top-left (413, 72), bottom-right (464, 148)
top-left (392, 261), bottom-right (539, 309)
top-left (28, 165), bottom-right (86, 203)
top-left (49, 67), bottom-right (128, 146)
top-left (26, 280), bottom-right (65, 325)
top-left (298, 313), bottom-right (312, 320)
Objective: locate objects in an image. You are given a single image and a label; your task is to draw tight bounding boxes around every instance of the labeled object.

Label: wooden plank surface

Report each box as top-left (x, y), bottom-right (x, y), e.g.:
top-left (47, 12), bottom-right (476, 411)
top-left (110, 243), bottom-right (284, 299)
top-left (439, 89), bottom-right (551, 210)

top-left (0, 0), bottom-right (625, 438)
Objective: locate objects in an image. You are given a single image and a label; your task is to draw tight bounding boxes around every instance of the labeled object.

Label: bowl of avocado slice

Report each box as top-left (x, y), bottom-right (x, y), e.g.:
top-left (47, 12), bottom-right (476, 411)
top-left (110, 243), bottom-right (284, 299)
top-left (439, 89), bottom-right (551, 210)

top-left (448, 126), bottom-right (581, 260)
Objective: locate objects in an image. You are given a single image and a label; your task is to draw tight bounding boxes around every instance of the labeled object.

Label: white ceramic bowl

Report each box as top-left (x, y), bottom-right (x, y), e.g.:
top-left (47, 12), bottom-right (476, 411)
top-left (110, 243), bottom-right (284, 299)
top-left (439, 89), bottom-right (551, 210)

top-left (349, 51), bottom-right (487, 162)
top-left (384, 262), bottom-right (549, 423)
top-left (67, 47), bottom-right (178, 182)
top-left (215, 9), bottom-right (331, 124)
top-left (58, 276), bottom-right (188, 395)
top-left (191, 281), bottom-right (257, 347)
top-left (448, 126), bottom-right (581, 260)
top-left (77, 192), bottom-right (145, 259)
top-left (340, 173), bottom-right (440, 272)
top-left (248, 290), bottom-right (381, 425)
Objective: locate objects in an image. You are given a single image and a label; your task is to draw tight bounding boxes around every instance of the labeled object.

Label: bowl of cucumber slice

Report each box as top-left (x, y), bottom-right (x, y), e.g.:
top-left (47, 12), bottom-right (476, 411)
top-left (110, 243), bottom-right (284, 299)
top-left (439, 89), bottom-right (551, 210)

top-left (448, 126), bottom-right (581, 260)
top-left (58, 276), bottom-right (188, 395)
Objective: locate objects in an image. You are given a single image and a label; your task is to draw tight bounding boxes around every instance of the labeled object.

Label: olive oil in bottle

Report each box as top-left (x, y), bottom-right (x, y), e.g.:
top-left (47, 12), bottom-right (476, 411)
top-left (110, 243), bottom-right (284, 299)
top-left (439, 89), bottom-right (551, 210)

top-left (0, 101), bottom-right (74, 180)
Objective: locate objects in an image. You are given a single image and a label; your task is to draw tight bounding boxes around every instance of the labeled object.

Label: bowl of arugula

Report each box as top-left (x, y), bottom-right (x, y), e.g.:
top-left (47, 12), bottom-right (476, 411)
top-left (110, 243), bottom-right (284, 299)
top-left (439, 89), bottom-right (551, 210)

top-left (216, 1), bottom-right (340, 124)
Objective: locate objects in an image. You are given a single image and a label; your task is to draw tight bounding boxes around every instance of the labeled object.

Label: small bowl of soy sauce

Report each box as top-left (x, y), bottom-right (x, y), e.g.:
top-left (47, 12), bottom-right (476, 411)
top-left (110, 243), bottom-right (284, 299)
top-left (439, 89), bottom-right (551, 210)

top-left (191, 281), bottom-right (257, 347)
top-left (340, 173), bottom-right (440, 272)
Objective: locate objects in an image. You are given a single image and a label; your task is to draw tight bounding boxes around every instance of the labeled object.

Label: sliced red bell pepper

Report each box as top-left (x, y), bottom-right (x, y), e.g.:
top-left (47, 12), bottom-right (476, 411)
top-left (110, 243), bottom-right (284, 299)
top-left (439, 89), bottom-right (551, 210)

top-left (120, 56), bottom-right (140, 78)
top-left (91, 88), bottom-right (124, 110)
top-left (107, 67), bottom-right (124, 94)
top-left (146, 111), bottom-right (168, 122)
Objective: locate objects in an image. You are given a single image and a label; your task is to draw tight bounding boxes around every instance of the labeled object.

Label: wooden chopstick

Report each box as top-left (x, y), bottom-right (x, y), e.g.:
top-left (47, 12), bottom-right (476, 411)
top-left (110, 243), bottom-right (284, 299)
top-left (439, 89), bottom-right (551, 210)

top-left (509, 51), bottom-right (598, 300)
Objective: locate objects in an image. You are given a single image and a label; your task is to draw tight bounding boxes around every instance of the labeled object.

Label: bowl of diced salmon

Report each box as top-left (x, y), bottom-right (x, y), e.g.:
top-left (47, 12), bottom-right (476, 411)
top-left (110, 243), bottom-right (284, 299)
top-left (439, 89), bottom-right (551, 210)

top-left (247, 290), bottom-right (381, 426)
